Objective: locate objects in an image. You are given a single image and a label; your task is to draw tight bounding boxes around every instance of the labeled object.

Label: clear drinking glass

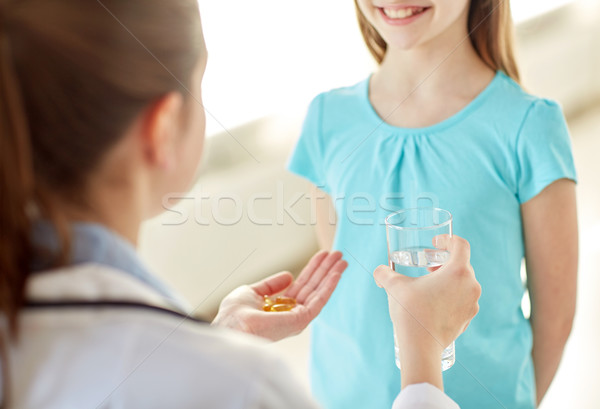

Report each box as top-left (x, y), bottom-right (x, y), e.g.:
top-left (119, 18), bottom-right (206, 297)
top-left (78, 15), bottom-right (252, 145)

top-left (385, 207), bottom-right (455, 371)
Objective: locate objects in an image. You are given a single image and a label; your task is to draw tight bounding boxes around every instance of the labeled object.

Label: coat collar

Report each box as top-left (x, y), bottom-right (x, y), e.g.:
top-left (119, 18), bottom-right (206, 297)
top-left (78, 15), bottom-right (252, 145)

top-left (29, 221), bottom-right (190, 312)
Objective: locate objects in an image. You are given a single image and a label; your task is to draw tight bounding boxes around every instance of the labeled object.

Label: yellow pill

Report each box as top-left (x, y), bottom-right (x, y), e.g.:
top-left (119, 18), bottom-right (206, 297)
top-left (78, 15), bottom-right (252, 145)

top-left (262, 304), bottom-right (272, 312)
top-left (274, 296), bottom-right (296, 305)
top-left (263, 295), bottom-right (274, 305)
top-left (269, 304), bottom-right (296, 312)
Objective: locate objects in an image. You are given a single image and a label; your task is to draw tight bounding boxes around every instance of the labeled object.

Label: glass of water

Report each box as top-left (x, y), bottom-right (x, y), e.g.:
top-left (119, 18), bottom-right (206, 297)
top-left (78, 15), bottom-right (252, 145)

top-left (385, 207), bottom-right (454, 371)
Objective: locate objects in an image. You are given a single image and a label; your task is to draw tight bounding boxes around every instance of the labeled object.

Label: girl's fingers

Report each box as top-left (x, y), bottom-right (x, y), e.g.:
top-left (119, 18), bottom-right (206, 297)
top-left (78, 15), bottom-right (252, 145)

top-left (250, 271), bottom-right (294, 296)
top-left (446, 236), bottom-right (471, 267)
top-left (285, 250), bottom-right (329, 299)
top-left (294, 252), bottom-right (344, 302)
top-left (432, 234), bottom-right (452, 250)
top-left (427, 265), bottom-right (442, 273)
top-left (373, 265), bottom-right (401, 289)
top-left (433, 234), bottom-right (471, 271)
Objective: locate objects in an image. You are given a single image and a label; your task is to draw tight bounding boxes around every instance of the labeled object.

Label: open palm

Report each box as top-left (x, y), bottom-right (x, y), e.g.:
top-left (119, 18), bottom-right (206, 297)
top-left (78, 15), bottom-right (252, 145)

top-left (212, 251), bottom-right (347, 341)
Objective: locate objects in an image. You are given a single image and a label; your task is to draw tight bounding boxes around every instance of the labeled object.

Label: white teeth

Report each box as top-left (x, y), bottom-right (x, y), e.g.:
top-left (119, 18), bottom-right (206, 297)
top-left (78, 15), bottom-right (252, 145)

top-left (383, 7), bottom-right (424, 19)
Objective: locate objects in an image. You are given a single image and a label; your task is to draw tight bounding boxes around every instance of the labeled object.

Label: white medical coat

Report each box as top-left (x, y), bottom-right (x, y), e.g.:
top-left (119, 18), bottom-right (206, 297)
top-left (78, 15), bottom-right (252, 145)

top-left (2, 263), bottom-right (458, 409)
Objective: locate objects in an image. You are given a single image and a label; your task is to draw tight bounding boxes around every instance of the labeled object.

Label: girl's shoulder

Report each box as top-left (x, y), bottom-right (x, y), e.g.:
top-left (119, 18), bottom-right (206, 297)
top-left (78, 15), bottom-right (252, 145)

top-left (304, 76), bottom-right (387, 137)
top-left (310, 77), bottom-right (370, 115)
top-left (491, 71), bottom-right (565, 120)
top-left (321, 77), bottom-right (369, 100)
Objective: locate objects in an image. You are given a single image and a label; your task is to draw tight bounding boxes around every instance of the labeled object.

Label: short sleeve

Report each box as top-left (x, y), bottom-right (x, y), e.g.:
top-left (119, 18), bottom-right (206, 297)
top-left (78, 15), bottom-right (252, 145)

top-left (287, 93), bottom-right (329, 192)
top-left (516, 99), bottom-right (577, 204)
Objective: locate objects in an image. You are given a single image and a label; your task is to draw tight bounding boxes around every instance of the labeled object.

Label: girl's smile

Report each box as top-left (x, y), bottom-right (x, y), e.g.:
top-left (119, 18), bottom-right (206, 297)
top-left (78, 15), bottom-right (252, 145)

top-left (377, 5), bottom-right (432, 26)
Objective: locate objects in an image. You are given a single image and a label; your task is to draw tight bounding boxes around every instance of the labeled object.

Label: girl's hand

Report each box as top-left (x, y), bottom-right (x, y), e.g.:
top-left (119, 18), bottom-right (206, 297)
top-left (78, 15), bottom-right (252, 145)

top-left (373, 235), bottom-right (481, 390)
top-left (212, 251), bottom-right (347, 341)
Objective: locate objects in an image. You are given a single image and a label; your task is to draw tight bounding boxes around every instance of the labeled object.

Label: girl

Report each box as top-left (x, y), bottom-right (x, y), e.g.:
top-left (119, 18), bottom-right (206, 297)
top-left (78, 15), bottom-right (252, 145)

top-left (0, 0), bottom-right (480, 408)
top-left (288, 1), bottom-right (578, 409)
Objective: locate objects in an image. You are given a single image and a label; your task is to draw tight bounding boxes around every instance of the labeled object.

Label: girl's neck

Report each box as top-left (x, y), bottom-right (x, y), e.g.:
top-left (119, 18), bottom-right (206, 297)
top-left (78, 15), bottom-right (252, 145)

top-left (376, 41), bottom-right (493, 98)
top-left (374, 18), bottom-right (494, 98)
top-left (366, 15), bottom-right (497, 129)
top-left (368, 31), bottom-right (496, 129)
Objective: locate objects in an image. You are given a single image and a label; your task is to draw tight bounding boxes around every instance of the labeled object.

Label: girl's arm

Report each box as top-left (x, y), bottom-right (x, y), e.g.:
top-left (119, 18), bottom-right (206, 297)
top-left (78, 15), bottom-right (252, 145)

top-left (376, 236), bottom-right (479, 409)
top-left (311, 185), bottom-right (337, 250)
top-left (521, 178), bottom-right (578, 405)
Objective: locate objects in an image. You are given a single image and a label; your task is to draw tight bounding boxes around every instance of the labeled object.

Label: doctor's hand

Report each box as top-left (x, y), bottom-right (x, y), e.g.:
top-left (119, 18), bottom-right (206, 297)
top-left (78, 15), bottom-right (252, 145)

top-left (374, 235), bottom-right (481, 390)
top-left (212, 251), bottom-right (347, 341)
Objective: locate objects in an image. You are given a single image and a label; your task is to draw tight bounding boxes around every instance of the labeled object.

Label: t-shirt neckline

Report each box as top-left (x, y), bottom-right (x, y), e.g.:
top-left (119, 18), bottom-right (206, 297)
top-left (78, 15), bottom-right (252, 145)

top-left (362, 70), bottom-right (503, 134)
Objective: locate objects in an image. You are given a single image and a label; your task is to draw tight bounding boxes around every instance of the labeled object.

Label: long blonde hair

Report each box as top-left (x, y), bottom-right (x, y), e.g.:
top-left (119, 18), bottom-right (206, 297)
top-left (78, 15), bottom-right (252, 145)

top-left (355, 0), bottom-right (520, 82)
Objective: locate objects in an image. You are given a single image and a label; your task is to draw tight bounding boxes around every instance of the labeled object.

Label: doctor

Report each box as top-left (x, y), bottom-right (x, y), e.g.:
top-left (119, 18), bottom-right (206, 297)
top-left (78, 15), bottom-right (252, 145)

top-left (0, 0), bottom-right (480, 408)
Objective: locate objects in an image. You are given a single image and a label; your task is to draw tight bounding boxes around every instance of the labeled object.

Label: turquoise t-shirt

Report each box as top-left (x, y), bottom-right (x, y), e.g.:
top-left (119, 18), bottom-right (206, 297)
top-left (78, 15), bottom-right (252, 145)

top-left (287, 71), bottom-right (577, 409)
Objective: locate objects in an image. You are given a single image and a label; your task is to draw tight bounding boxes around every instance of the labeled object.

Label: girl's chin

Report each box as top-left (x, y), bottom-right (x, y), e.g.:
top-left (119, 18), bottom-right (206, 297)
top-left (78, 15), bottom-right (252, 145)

top-left (381, 35), bottom-right (425, 52)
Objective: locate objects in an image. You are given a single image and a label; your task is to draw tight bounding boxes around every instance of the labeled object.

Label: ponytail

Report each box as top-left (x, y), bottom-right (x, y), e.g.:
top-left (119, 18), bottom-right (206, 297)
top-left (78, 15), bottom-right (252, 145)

top-left (1, 12), bottom-right (35, 407)
top-left (0, 10), bottom-right (34, 337)
top-left (0, 0), bottom-right (202, 402)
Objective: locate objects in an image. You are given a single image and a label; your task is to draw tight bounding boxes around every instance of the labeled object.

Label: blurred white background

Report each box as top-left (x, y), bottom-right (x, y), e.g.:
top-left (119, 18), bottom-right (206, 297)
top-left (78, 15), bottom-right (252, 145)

top-left (139, 1), bottom-right (600, 408)
top-left (197, 0), bottom-right (598, 135)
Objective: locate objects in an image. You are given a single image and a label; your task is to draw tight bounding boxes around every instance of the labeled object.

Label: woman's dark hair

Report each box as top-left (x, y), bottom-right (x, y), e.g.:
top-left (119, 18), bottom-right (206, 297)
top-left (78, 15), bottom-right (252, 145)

top-left (0, 0), bottom-right (203, 403)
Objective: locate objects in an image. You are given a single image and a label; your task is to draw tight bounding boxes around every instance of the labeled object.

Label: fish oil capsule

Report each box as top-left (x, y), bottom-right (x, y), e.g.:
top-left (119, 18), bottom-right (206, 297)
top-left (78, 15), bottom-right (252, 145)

top-left (261, 294), bottom-right (297, 312)
top-left (262, 295), bottom-right (274, 311)
top-left (274, 296), bottom-right (296, 305)
top-left (270, 304), bottom-right (295, 312)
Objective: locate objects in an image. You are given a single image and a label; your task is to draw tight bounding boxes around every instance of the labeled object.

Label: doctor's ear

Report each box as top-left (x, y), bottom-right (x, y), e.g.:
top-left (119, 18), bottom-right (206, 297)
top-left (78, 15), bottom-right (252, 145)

top-left (140, 92), bottom-right (184, 169)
